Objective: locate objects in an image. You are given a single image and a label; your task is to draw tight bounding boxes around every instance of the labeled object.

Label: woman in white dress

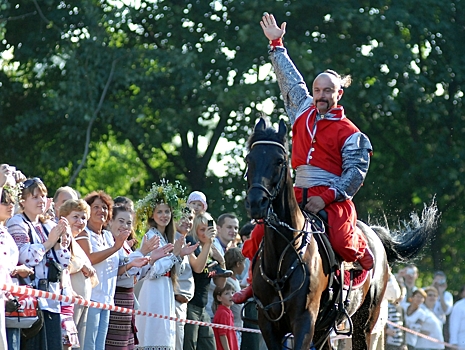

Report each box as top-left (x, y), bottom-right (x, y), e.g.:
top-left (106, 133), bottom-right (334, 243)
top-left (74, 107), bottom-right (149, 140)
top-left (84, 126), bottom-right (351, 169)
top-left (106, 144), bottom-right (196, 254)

top-left (134, 181), bottom-right (197, 350)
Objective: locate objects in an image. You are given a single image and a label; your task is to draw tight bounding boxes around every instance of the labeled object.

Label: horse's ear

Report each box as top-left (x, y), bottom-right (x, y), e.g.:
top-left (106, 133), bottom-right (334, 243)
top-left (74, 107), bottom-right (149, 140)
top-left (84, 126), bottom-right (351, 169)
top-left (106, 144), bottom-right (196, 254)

top-left (254, 118), bottom-right (266, 132)
top-left (278, 119), bottom-right (287, 141)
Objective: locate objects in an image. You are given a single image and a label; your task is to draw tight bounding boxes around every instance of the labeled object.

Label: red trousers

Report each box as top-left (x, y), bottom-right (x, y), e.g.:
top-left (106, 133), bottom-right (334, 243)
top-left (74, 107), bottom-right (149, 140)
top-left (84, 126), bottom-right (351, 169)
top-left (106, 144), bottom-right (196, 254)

top-left (242, 186), bottom-right (367, 263)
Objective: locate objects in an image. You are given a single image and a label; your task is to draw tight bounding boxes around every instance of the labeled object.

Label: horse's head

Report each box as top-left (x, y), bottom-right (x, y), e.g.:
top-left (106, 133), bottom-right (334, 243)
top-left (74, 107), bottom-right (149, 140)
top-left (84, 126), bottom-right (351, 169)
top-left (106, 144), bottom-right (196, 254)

top-left (245, 118), bottom-right (288, 220)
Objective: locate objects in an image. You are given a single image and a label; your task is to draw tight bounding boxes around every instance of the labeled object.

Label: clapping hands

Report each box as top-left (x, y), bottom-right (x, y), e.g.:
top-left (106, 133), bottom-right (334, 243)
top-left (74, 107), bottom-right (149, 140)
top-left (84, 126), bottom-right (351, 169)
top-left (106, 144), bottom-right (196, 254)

top-left (140, 233), bottom-right (160, 256)
top-left (149, 244), bottom-right (174, 264)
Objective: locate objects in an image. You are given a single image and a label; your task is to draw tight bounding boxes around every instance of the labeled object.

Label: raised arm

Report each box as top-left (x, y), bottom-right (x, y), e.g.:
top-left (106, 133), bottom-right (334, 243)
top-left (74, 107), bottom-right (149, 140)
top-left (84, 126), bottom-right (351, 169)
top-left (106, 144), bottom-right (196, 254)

top-left (260, 13), bottom-right (313, 124)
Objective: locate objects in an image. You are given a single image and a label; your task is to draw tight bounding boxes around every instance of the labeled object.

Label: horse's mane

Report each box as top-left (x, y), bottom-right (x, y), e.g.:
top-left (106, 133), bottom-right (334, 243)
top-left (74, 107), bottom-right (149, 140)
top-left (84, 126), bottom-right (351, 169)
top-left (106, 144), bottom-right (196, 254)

top-left (247, 119), bottom-right (288, 152)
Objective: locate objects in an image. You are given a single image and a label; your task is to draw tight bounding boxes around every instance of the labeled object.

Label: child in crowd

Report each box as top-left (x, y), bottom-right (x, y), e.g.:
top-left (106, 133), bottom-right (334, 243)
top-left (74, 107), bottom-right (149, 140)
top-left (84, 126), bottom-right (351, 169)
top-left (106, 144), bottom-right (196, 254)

top-left (187, 191), bottom-right (208, 215)
top-left (212, 283), bottom-right (238, 350)
top-left (57, 230), bottom-right (81, 349)
top-left (224, 248), bottom-right (246, 349)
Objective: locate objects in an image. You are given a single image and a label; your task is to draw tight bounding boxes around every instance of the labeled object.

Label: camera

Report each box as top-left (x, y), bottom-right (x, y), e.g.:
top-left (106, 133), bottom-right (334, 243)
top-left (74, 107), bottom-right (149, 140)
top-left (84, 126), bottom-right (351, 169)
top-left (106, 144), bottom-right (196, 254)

top-left (207, 219), bottom-right (214, 227)
top-left (38, 278), bottom-right (48, 292)
top-left (5, 298), bottom-right (20, 313)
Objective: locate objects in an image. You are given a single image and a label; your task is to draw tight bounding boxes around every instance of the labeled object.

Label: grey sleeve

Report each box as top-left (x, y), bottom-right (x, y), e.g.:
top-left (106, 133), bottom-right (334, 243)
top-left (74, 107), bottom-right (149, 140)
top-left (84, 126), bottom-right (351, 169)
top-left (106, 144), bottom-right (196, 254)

top-left (269, 47), bottom-right (313, 124)
top-left (331, 132), bottom-right (372, 201)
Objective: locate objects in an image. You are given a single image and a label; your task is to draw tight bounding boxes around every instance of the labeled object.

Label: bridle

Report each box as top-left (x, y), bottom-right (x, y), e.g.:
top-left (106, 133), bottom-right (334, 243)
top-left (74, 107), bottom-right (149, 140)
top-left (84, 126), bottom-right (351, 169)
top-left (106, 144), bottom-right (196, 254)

top-left (246, 139), bottom-right (325, 322)
top-left (247, 140), bottom-right (288, 203)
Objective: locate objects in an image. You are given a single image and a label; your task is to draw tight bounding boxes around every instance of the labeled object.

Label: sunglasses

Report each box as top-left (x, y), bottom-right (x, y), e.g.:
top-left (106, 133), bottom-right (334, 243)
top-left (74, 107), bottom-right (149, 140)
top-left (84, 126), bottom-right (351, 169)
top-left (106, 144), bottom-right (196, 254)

top-left (23, 177), bottom-right (43, 189)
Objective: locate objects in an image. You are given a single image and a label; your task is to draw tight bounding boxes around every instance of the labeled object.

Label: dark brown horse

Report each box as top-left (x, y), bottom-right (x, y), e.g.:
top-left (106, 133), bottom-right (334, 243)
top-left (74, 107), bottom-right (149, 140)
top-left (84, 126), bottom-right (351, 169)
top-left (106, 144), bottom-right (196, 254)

top-left (244, 118), bottom-right (437, 350)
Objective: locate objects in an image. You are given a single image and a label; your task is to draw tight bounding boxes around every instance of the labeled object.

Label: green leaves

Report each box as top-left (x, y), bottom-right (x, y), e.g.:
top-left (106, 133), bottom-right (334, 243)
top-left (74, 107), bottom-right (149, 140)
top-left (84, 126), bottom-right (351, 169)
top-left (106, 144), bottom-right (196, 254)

top-left (1, 0), bottom-right (465, 291)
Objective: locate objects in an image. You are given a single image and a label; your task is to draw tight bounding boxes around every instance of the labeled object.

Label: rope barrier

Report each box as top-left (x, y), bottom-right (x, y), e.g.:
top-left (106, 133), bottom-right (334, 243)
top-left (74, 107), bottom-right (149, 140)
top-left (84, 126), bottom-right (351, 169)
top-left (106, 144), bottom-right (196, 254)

top-left (386, 319), bottom-right (460, 349)
top-left (1, 283), bottom-right (261, 334)
top-left (3, 283), bottom-right (461, 348)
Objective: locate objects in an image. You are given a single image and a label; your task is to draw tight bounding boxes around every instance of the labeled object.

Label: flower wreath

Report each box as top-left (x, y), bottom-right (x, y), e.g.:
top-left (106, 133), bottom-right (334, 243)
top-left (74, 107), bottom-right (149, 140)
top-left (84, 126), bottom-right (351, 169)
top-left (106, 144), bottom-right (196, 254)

top-left (2, 182), bottom-right (23, 204)
top-left (135, 179), bottom-right (187, 233)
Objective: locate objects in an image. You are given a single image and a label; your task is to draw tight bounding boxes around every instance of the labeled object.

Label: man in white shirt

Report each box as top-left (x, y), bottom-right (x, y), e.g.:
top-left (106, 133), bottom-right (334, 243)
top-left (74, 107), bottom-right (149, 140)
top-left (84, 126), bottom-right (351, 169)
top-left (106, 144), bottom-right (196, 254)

top-left (431, 271), bottom-right (453, 325)
top-left (213, 213), bottom-right (239, 254)
top-left (206, 213), bottom-right (239, 318)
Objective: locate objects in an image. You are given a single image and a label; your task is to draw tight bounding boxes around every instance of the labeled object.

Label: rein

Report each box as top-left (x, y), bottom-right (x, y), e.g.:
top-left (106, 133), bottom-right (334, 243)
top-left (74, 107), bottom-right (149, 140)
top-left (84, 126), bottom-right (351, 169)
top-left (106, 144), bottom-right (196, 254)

top-left (255, 211), bottom-right (319, 322)
top-left (247, 138), bottom-right (324, 322)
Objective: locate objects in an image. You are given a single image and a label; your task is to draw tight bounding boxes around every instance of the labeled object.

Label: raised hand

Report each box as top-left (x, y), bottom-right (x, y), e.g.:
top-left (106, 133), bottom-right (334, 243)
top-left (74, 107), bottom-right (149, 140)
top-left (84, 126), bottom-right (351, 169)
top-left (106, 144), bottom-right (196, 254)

top-left (0, 164), bottom-right (15, 188)
top-left (130, 256), bottom-right (150, 268)
top-left (205, 226), bottom-right (216, 244)
top-left (210, 245), bottom-right (225, 267)
top-left (180, 241), bottom-right (199, 257)
top-left (149, 243), bottom-right (174, 264)
top-left (114, 229), bottom-right (131, 249)
top-left (260, 13), bottom-right (286, 41)
top-left (173, 236), bottom-right (185, 256)
top-left (51, 217), bottom-right (69, 240)
top-left (12, 170), bottom-right (26, 184)
top-left (140, 233), bottom-right (160, 255)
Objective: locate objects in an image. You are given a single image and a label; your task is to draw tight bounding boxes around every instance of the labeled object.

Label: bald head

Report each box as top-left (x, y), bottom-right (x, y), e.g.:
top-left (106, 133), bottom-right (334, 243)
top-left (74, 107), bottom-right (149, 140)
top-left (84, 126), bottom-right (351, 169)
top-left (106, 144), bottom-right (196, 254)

top-left (312, 70), bottom-right (352, 114)
top-left (314, 72), bottom-right (342, 90)
top-left (312, 73), bottom-right (343, 114)
top-left (53, 186), bottom-right (79, 216)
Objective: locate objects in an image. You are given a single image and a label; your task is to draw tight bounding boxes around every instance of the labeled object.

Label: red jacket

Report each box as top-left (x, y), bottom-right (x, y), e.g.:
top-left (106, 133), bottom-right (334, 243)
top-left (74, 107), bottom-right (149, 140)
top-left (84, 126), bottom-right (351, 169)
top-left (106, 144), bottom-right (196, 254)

top-left (291, 105), bottom-right (359, 176)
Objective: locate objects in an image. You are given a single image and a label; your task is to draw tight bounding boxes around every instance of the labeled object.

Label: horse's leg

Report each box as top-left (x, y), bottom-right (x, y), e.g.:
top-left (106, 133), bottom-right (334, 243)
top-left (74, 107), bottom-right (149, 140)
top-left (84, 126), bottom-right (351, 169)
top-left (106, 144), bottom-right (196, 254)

top-left (350, 302), bottom-right (373, 350)
top-left (291, 314), bottom-right (314, 350)
top-left (258, 313), bottom-right (287, 350)
top-left (313, 329), bottom-right (333, 350)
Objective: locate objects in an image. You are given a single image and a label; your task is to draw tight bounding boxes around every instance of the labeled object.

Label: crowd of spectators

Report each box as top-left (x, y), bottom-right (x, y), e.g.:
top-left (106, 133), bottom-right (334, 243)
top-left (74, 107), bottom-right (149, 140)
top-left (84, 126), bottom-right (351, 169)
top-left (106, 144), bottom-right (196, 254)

top-left (0, 164), bottom-right (262, 350)
top-left (1, 164), bottom-right (465, 350)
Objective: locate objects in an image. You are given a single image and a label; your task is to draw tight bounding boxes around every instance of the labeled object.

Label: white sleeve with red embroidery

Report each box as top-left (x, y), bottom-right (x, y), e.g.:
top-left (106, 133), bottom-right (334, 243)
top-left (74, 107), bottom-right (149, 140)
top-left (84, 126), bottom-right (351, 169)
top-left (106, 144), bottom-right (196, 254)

top-left (6, 214), bottom-right (46, 267)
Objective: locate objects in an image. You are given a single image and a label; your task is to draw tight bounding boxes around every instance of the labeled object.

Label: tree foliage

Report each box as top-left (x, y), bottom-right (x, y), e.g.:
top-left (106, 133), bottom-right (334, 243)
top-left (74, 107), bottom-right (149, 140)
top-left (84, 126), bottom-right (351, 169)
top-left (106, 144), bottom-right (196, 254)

top-left (1, 0), bottom-right (465, 292)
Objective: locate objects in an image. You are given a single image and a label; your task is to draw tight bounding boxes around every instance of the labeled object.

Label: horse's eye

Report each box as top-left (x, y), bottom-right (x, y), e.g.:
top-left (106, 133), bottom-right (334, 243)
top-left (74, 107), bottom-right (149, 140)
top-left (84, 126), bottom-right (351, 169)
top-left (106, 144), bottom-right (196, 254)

top-left (277, 158), bottom-right (285, 166)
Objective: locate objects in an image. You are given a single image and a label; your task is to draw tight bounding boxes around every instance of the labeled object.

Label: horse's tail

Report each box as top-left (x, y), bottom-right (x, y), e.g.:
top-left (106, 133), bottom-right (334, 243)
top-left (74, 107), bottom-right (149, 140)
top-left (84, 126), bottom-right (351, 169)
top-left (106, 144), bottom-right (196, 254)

top-left (371, 201), bottom-right (439, 264)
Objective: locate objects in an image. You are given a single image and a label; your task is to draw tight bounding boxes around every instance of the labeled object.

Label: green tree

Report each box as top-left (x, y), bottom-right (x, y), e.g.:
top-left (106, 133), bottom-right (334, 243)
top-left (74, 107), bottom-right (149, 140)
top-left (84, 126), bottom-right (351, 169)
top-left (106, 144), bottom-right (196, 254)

top-left (1, 0), bottom-right (465, 292)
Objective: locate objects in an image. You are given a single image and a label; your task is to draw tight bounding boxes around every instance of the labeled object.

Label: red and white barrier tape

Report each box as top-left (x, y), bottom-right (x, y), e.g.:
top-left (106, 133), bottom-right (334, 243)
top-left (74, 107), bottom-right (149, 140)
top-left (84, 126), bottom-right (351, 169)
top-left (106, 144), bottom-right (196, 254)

top-left (3, 283), bottom-right (460, 347)
top-left (386, 320), bottom-right (460, 349)
top-left (1, 284), bottom-right (261, 334)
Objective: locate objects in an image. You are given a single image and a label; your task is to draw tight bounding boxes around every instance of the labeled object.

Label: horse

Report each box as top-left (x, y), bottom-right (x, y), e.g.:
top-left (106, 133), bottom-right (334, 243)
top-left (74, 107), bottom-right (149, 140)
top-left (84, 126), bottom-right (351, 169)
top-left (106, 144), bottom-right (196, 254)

top-left (244, 118), bottom-right (437, 350)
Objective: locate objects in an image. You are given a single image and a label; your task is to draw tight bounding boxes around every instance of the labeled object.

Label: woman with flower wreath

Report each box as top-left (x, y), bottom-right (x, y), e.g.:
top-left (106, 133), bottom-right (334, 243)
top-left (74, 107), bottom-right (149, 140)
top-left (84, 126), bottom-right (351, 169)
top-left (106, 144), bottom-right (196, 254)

top-left (134, 180), bottom-right (198, 350)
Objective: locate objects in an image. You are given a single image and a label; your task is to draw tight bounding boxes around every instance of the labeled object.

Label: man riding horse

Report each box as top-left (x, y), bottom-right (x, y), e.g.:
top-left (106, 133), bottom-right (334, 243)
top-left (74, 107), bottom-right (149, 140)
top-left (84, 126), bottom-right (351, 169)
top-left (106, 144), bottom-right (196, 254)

top-left (234, 13), bottom-right (374, 304)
